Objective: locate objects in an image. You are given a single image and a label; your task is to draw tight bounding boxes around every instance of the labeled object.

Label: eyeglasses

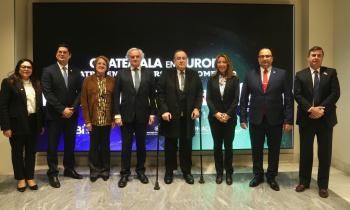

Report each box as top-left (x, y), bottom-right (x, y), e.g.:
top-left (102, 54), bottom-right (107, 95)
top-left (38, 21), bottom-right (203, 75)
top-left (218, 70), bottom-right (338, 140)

top-left (20, 65), bottom-right (32, 69)
top-left (258, 55), bottom-right (272, 58)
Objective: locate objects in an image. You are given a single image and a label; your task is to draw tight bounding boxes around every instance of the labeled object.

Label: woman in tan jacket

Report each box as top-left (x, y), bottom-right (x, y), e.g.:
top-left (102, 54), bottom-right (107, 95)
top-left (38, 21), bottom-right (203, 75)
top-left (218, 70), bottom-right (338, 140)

top-left (81, 55), bottom-right (115, 182)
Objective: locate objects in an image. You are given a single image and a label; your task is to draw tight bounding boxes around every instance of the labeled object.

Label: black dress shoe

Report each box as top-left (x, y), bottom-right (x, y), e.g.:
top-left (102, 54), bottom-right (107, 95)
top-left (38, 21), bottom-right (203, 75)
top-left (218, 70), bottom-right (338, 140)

top-left (137, 173), bottom-right (149, 184)
top-left (216, 175), bottom-right (223, 184)
top-left (101, 175), bottom-right (109, 181)
top-left (118, 176), bottom-right (128, 188)
top-left (90, 176), bottom-right (98, 182)
top-left (295, 184), bottom-right (309, 192)
top-left (64, 169), bottom-right (83, 179)
top-left (249, 176), bottom-right (264, 187)
top-left (267, 179), bottom-right (280, 191)
top-left (164, 173), bottom-right (173, 184)
top-left (48, 176), bottom-right (61, 188)
top-left (319, 189), bottom-right (329, 198)
top-left (183, 174), bottom-right (194, 184)
top-left (226, 174), bottom-right (233, 185)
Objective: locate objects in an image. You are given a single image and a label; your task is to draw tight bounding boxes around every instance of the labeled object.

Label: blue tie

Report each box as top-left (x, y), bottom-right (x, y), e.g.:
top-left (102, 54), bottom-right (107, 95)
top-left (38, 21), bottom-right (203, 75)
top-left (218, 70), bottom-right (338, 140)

top-left (313, 71), bottom-right (320, 105)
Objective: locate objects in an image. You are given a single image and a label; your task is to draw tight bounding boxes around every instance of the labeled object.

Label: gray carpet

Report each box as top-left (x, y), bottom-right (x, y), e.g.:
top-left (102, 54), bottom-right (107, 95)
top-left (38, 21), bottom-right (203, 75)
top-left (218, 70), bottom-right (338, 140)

top-left (0, 171), bottom-right (349, 210)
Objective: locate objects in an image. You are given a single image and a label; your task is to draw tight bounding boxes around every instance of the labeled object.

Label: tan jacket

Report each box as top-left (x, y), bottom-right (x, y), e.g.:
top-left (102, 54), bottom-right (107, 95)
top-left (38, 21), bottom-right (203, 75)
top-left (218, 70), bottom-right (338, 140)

top-left (81, 74), bottom-right (115, 125)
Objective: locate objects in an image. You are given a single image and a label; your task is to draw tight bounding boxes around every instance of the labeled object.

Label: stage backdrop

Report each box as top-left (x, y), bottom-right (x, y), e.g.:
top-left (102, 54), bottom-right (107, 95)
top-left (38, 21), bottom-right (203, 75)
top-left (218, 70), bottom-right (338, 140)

top-left (33, 3), bottom-right (294, 151)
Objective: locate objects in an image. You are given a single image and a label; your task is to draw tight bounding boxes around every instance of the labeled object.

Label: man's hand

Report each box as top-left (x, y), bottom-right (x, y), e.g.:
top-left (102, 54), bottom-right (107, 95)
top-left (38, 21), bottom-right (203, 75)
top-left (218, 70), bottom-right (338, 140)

top-left (191, 108), bottom-right (200, 119)
top-left (283, 123), bottom-right (293, 132)
top-left (3, 129), bottom-right (12, 138)
top-left (308, 106), bottom-right (325, 119)
top-left (115, 118), bottom-right (123, 126)
top-left (148, 115), bottom-right (155, 125)
top-left (162, 112), bottom-right (172, 122)
top-left (240, 123), bottom-right (248, 129)
top-left (62, 107), bottom-right (74, 118)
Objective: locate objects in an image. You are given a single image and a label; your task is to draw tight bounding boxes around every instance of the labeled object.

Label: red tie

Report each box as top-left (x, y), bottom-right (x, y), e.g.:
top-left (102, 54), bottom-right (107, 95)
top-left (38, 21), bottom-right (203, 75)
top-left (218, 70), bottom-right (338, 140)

top-left (262, 68), bottom-right (268, 93)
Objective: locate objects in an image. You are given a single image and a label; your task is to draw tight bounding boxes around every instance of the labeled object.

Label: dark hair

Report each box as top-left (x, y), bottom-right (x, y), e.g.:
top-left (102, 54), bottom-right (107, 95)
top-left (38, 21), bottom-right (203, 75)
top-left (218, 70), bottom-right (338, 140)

top-left (213, 53), bottom-right (237, 79)
top-left (57, 43), bottom-right (72, 54)
top-left (8, 58), bottom-right (39, 90)
top-left (308, 46), bottom-right (324, 56)
top-left (94, 55), bottom-right (110, 75)
top-left (173, 49), bottom-right (188, 60)
top-left (258, 48), bottom-right (273, 56)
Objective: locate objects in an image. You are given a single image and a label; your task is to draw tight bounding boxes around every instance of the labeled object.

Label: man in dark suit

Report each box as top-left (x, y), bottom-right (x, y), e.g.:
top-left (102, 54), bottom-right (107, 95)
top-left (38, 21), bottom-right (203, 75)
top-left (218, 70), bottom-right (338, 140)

top-left (240, 48), bottom-right (293, 191)
top-left (294, 46), bottom-right (340, 198)
top-left (113, 48), bottom-right (156, 188)
top-left (41, 43), bottom-right (83, 188)
top-left (158, 50), bottom-right (203, 184)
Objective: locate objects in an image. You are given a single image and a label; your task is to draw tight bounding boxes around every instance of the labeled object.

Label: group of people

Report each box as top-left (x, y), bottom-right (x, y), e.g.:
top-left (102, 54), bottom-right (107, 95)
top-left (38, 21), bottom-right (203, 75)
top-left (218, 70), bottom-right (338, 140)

top-left (0, 45), bottom-right (339, 199)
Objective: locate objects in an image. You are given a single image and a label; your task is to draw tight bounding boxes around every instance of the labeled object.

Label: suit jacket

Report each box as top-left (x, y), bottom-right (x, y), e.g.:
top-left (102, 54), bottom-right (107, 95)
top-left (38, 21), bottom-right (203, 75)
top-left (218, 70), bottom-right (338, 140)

top-left (41, 63), bottom-right (82, 120)
top-left (294, 66), bottom-right (340, 127)
top-left (113, 67), bottom-right (156, 124)
top-left (206, 74), bottom-right (239, 122)
top-left (158, 68), bottom-right (203, 138)
top-left (81, 74), bottom-right (115, 125)
top-left (240, 67), bottom-right (293, 125)
top-left (0, 78), bottom-right (44, 135)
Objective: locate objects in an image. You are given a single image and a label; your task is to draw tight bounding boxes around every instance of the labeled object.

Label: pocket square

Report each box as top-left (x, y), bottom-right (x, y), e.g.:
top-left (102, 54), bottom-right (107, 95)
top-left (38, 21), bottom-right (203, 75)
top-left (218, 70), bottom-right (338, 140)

top-left (323, 72), bottom-right (328, 75)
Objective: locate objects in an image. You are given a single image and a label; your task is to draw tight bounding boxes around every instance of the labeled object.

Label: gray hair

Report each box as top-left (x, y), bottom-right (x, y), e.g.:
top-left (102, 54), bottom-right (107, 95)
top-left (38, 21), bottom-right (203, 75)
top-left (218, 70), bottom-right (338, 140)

top-left (125, 47), bottom-right (145, 61)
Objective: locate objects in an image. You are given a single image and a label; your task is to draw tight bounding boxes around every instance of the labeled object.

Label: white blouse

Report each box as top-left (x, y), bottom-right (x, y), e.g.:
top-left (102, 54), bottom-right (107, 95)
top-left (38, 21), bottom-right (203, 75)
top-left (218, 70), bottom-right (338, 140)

top-left (22, 80), bottom-right (36, 114)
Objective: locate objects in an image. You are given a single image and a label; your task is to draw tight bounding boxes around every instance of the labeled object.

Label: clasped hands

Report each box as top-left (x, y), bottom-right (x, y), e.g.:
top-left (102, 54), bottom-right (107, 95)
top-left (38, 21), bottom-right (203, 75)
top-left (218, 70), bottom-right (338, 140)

top-left (62, 107), bottom-right (75, 118)
top-left (214, 112), bottom-right (230, 123)
top-left (308, 106), bottom-right (325, 119)
top-left (161, 108), bottom-right (200, 122)
top-left (113, 115), bottom-right (155, 128)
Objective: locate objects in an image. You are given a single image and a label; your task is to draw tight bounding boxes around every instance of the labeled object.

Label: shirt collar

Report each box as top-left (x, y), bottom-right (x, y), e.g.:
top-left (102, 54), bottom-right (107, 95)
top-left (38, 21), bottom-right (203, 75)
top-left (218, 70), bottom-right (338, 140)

top-left (57, 62), bottom-right (68, 70)
top-left (260, 66), bottom-right (272, 73)
top-left (131, 66), bottom-right (141, 71)
top-left (309, 67), bottom-right (320, 74)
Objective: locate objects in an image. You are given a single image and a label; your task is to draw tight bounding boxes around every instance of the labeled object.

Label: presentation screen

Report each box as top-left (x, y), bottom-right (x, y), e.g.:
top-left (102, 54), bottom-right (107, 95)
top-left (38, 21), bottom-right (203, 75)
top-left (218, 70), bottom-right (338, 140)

top-left (33, 3), bottom-right (294, 151)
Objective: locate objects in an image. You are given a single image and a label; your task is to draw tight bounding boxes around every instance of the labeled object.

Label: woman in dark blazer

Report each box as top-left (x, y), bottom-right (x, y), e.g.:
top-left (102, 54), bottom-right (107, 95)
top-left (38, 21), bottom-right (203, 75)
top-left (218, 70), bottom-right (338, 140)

top-left (206, 54), bottom-right (239, 185)
top-left (0, 59), bottom-right (44, 192)
top-left (81, 55), bottom-right (115, 182)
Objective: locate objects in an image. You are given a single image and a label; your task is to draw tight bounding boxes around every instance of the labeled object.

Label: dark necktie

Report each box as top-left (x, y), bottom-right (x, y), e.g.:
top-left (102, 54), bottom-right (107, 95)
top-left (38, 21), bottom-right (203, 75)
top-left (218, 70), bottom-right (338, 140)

top-left (134, 68), bottom-right (140, 91)
top-left (313, 71), bottom-right (320, 105)
top-left (62, 66), bottom-right (68, 88)
top-left (179, 71), bottom-right (185, 91)
top-left (262, 68), bottom-right (269, 93)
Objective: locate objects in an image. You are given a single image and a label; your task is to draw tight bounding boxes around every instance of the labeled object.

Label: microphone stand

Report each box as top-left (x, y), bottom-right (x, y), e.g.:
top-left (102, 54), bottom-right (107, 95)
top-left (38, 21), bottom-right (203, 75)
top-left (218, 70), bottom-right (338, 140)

top-left (198, 111), bottom-right (205, 184)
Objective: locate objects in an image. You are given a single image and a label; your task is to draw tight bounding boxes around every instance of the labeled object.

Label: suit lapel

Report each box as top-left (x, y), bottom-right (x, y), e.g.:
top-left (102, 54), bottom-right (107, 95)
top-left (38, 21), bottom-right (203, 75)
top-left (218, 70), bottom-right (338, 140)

top-left (304, 68), bottom-right (313, 95)
top-left (184, 69), bottom-right (191, 93)
top-left (55, 64), bottom-right (68, 90)
top-left (18, 83), bottom-right (27, 108)
top-left (266, 67), bottom-right (277, 93)
top-left (214, 76), bottom-right (221, 99)
top-left (139, 67), bottom-right (146, 91)
top-left (255, 68), bottom-right (264, 93)
top-left (222, 77), bottom-right (231, 101)
top-left (127, 68), bottom-right (136, 94)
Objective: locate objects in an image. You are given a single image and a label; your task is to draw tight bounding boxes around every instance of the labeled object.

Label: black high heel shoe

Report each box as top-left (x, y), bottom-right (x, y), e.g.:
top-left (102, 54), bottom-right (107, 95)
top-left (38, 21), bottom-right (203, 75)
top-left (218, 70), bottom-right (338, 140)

top-left (27, 180), bottom-right (39, 190)
top-left (28, 184), bottom-right (38, 190)
top-left (17, 180), bottom-right (26, 192)
top-left (17, 186), bottom-right (26, 192)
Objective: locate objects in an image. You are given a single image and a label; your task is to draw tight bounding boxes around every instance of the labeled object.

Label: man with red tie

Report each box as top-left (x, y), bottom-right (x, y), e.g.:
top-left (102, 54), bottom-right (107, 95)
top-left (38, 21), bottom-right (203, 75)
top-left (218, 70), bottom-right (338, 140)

top-left (240, 48), bottom-right (293, 191)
